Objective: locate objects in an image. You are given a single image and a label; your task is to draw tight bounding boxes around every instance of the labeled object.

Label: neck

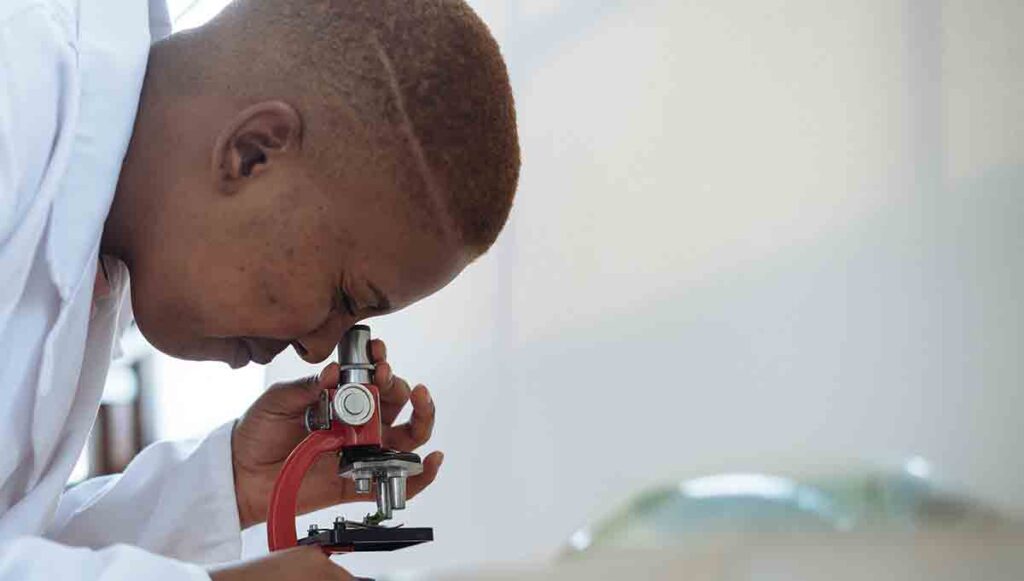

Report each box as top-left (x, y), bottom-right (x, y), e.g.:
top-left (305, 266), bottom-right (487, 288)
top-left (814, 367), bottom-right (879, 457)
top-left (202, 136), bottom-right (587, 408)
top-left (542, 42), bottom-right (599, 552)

top-left (102, 147), bottom-right (139, 267)
top-left (102, 54), bottom-right (168, 270)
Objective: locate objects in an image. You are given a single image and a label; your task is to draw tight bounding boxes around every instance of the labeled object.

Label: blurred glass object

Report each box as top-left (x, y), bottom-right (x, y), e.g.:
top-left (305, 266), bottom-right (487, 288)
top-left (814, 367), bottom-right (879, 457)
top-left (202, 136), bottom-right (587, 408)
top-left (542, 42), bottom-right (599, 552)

top-left (563, 464), bottom-right (1011, 556)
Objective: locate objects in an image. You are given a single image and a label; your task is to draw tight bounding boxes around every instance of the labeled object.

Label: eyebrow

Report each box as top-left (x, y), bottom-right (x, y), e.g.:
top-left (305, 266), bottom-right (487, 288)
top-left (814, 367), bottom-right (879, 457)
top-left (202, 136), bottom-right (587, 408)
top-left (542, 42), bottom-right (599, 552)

top-left (368, 281), bottom-right (392, 312)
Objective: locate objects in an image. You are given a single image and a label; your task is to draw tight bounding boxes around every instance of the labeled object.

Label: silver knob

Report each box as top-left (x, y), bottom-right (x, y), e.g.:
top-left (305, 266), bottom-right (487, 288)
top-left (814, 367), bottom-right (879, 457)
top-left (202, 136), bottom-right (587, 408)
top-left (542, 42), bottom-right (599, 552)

top-left (333, 383), bottom-right (375, 425)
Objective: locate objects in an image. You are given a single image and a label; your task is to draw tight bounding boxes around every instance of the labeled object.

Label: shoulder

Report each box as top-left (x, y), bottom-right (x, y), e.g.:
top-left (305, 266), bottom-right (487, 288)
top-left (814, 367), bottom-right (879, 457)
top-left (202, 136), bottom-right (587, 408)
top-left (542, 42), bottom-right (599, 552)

top-left (0, 0), bottom-right (79, 246)
top-left (0, 0), bottom-right (75, 33)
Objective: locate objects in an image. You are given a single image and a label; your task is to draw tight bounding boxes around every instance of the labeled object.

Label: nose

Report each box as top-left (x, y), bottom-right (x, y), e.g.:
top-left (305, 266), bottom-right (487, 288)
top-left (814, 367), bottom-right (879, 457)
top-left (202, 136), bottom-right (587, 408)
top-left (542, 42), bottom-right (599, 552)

top-left (293, 318), bottom-right (350, 363)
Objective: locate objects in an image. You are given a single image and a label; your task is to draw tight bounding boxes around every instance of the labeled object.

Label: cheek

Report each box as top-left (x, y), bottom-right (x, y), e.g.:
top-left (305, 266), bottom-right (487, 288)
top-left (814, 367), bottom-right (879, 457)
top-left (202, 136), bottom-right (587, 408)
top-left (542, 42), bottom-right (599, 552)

top-left (237, 258), bottom-right (329, 338)
top-left (218, 192), bottom-right (336, 338)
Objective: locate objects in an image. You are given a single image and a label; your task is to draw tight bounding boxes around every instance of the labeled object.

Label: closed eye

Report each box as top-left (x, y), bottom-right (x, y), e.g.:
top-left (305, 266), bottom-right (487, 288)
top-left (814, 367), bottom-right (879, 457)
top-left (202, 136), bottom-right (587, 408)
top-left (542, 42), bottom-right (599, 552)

top-left (335, 285), bottom-right (357, 317)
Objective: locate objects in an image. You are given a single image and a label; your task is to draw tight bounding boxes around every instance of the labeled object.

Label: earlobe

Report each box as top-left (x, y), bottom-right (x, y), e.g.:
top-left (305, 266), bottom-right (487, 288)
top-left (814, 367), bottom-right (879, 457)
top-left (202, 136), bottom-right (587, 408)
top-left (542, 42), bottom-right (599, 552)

top-left (211, 100), bottom-right (303, 192)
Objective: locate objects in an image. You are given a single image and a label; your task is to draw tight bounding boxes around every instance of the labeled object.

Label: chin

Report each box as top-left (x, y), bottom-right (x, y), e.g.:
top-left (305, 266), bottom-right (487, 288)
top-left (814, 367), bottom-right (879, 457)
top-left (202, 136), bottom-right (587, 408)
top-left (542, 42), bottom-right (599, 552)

top-left (133, 317), bottom-right (235, 366)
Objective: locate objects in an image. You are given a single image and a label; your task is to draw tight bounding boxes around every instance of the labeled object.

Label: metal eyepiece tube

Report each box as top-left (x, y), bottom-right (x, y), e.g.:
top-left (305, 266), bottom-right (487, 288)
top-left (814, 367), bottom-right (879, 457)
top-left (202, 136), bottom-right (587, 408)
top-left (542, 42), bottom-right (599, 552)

top-left (338, 325), bottom-right (374, 384)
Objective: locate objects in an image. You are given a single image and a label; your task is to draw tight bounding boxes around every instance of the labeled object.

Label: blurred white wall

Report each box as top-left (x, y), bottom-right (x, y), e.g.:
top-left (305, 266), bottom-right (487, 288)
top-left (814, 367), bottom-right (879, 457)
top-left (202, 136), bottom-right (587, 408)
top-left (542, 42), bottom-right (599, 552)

top-left (171, 0), bottom-right (1024, 577)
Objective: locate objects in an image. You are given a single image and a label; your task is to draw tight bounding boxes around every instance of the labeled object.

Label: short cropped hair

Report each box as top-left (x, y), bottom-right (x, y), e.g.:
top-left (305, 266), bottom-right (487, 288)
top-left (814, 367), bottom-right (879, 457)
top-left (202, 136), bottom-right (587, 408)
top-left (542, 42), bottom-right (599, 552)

top-left (182, 0), bottom-right (520, 252)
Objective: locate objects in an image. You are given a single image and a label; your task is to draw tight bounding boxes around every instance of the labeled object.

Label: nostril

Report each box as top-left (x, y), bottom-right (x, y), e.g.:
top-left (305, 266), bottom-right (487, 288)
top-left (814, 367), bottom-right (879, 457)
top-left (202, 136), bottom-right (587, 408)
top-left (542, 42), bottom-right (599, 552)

top-left (292, 341), bottom-right (308, 357)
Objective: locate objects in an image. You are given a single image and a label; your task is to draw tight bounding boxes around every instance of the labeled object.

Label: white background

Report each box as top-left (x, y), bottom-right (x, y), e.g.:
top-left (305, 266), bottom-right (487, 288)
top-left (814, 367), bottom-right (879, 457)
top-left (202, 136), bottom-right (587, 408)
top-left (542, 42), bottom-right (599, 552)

top-left (155, 0), bottom-right (1024, 578)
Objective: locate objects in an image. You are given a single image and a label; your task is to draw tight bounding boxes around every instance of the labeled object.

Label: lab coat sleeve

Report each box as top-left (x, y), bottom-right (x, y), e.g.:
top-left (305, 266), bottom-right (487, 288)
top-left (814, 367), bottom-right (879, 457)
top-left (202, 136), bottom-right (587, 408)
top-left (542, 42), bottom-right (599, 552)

top-left (48, 421), bottom-right (244, 564)
top-left (0, 537), bottom-right (210, 581)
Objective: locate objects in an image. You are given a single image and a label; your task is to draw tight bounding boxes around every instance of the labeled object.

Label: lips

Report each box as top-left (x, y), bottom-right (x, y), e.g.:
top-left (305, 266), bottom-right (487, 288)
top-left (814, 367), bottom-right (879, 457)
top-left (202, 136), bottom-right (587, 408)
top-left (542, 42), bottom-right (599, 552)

top-left (229, 341), bottom-right (253, 369)
top-left (240, 338), bottom-right (287, 365)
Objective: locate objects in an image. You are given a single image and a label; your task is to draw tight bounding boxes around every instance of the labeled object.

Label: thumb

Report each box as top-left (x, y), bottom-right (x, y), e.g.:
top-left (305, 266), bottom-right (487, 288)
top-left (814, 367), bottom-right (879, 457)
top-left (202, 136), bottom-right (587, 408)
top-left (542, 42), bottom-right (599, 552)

top-left (309, 362), bottom-right (340, 393)
top-left (261, 363), bottom-right (340, 414)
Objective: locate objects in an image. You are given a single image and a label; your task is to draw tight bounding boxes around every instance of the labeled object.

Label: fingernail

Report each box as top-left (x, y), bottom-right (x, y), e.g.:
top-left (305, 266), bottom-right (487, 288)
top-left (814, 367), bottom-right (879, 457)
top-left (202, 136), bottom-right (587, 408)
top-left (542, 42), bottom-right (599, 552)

top-left (317, 362), bottom-right (336, 383)
top-left (437, 452), bottom-right (445, 466)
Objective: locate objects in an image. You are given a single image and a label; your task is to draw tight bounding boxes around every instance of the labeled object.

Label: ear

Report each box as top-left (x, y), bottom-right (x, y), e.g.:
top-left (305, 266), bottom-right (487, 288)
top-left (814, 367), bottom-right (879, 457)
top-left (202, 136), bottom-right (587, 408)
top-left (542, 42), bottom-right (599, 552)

top-left (212, 101), bottom-right (303, 192)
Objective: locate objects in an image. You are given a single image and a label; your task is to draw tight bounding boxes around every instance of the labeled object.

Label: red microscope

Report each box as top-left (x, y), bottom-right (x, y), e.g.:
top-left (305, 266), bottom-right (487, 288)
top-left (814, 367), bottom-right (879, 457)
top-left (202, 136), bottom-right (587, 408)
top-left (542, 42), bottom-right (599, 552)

top-left (266, 325), bottom-right (434, 553)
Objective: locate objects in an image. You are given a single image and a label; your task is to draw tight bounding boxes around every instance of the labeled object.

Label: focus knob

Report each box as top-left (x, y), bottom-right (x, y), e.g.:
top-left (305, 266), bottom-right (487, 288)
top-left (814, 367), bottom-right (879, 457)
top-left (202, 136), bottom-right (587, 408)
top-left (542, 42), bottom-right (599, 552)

top-left (333, 383), bottom-right (375, 425)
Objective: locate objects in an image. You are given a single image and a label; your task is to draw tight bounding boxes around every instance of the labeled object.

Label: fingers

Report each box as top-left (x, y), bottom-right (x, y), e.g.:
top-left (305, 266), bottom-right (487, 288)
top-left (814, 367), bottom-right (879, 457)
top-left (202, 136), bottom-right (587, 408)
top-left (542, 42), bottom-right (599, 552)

top-left (297, 454), bottom-right (358, 515)
top-left (288, 546), bottom-right (355, 581)
top-left (368, 339), bottom-right (423, 428)
top-left (374, 361), bottom-right (412, 425)
top-left (208, 546), bottom-right (354, 581)
top-left (369, 338), bottom-right (387, 363)
top-left (383, 384), bottom-right (434, 451)
top-left (258, 363), bottom-right (340, 417)
top-left (406, 450), bottom-right (444, 500)
top-left (316, 363), bottom-right (340, 390)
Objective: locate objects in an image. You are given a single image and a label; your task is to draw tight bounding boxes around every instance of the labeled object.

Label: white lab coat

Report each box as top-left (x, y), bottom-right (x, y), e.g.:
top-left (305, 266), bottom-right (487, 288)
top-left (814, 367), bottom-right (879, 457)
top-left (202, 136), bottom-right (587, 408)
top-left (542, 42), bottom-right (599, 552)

top-left (0, 0), bottom-right (242, 579)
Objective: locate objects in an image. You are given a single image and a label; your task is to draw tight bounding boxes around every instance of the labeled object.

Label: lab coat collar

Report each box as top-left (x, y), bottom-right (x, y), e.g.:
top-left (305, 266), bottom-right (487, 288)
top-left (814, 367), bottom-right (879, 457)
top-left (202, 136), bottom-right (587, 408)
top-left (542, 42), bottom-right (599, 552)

top-left (45, 0), bottom-right (171, 300)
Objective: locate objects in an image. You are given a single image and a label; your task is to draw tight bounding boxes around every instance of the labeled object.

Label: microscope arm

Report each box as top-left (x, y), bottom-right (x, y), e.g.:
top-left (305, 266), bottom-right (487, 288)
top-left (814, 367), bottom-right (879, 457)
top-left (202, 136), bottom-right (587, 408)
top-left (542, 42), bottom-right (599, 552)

top-left (266, 428), bottom-right (355, 551)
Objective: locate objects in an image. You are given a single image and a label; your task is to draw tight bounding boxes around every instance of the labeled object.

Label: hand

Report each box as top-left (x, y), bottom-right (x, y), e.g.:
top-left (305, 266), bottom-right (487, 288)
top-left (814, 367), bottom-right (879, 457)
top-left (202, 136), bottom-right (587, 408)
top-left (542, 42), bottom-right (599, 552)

top-left (208, 546), bottom-right (354, 581)
top-left (231, 338), bottom-right (443, 528)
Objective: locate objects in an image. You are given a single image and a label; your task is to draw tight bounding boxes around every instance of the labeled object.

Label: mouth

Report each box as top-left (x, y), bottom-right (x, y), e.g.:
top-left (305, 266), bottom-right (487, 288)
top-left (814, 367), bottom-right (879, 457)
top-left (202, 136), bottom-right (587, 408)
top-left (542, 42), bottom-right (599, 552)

top-left (238, 338), bottom-right (285, 366)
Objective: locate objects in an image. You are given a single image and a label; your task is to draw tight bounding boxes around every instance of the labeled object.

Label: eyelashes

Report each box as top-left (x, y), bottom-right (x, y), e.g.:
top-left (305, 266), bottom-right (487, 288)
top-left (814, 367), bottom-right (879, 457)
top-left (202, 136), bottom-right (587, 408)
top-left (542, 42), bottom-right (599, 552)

top-left (335, 284), bottom-right (357, 317)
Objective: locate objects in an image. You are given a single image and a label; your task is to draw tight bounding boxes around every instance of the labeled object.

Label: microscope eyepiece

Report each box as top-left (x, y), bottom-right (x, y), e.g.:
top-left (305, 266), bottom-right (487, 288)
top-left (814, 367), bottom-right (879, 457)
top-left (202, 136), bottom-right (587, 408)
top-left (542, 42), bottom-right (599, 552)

top-left (338, 325), bottom-right (373, 384)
